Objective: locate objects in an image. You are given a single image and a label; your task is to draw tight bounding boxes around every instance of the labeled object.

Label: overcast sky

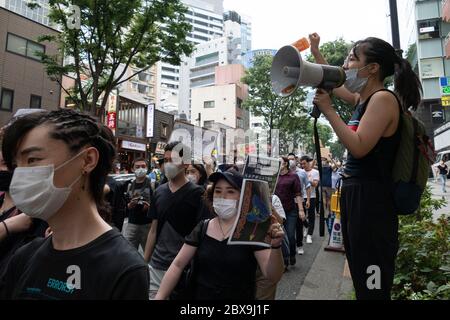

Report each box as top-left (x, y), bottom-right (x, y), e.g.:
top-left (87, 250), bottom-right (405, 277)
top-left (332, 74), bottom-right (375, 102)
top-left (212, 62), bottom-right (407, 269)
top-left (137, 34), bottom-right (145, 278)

top-left (223, 0), bottom-right (392, 50)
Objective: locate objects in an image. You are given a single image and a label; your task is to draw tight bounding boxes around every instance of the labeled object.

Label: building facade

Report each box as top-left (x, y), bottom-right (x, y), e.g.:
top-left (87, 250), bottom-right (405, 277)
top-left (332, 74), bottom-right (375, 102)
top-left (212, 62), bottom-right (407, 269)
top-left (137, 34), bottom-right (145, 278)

top-left (190, 64), bottom-right (249, 130)
top-left (0, 0), bottom-right (51, 26)
top-left (0, 6), bottom-right (60, 127)
top-left (397, 0), bottom-right (450, 152)
top-left (158, 0), bottom-right (224, 115)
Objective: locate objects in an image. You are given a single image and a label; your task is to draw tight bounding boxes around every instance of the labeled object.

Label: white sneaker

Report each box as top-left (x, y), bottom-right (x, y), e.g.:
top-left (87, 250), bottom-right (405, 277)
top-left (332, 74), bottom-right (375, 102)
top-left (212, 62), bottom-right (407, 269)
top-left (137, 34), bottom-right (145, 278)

top-left (306, 235), bottom-right (312, 244)
top-left (297, 247), bottom-right (304, 255)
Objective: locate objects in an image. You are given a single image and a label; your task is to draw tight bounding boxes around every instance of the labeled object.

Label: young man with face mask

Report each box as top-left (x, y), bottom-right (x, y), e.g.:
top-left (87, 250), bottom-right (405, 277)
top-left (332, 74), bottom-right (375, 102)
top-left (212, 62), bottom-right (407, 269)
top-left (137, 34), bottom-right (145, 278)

top-left (144, 142), bottom-right (211, 299)
top-left (123, 158), bottom-right (152, 251)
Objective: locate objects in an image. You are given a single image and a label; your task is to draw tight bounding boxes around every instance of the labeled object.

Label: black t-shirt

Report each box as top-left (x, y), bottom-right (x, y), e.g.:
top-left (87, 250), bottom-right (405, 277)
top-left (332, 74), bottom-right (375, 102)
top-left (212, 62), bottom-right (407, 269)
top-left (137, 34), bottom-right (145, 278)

top-left (105, 176), bottom-right (128, 231)
top-left (127, 178), bottom-right (152, 225)
top-left (0, 229), bottom-right (149, 300)
top-left (148, 182), bottom-right (211, 270)
top-left (438, 164), bottom-right (448, 175)
top-left (0, 194), bottom-right (48, 279)
top-left (184, 220), bottom-right (267, 300)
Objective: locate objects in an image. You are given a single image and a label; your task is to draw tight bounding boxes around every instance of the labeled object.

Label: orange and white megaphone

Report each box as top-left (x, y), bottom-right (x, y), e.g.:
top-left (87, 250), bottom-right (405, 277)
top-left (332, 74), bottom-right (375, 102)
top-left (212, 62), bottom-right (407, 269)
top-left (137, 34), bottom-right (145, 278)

top-left (271, 38), bottom-right (346, 117)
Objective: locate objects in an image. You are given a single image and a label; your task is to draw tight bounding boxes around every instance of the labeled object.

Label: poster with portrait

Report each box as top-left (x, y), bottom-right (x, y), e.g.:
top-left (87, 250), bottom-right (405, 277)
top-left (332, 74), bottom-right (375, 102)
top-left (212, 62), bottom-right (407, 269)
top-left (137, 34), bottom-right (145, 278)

top-left (228, 155), bottom-right (281, 247)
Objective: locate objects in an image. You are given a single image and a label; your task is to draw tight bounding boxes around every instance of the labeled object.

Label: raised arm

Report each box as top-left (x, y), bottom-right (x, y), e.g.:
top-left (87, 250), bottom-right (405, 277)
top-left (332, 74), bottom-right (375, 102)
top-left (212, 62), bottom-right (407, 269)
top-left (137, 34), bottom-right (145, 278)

top-left (309, 33), bottom-right (359, 106)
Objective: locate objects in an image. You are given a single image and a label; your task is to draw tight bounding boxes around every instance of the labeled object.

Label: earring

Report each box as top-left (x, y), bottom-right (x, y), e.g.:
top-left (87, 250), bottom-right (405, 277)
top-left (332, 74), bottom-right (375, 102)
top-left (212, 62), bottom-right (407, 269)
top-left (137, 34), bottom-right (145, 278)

top-left (81, 170), bottom-right (87, 191)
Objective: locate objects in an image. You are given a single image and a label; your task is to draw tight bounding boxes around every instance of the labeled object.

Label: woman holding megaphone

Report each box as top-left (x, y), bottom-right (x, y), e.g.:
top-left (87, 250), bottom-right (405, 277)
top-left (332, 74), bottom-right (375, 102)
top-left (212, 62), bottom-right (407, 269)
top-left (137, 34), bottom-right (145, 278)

top-left (310, 33), bottom-right (422, 300)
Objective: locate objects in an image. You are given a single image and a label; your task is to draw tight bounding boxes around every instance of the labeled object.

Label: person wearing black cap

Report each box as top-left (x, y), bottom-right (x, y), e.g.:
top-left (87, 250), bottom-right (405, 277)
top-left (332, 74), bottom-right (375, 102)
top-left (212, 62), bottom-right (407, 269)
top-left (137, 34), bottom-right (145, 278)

top-left (155, 169), bottom-right (285, 300)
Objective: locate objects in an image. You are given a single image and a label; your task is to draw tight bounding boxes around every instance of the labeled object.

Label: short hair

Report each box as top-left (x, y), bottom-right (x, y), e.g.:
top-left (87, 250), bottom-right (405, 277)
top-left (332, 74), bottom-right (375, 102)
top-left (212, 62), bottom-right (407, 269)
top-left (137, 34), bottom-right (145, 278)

top-left (132, 157), bottom-right (148, 168)
top-left (300, 155), bottom-right (313, 162)
top-left (287, 153), bottom-right (296, 158)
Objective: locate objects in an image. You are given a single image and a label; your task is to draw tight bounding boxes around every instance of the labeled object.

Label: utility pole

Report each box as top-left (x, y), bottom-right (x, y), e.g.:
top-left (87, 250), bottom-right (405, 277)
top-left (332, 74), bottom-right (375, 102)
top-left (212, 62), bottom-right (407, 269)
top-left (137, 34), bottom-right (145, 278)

top-left (389, 0), bottom-right (402, 54)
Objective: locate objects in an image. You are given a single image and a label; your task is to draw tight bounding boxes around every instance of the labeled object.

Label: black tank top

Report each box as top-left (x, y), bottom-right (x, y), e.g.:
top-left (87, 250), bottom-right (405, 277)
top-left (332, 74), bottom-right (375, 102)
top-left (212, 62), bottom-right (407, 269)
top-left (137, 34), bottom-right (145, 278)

top-left (344, 90), bottom-right (401, 180)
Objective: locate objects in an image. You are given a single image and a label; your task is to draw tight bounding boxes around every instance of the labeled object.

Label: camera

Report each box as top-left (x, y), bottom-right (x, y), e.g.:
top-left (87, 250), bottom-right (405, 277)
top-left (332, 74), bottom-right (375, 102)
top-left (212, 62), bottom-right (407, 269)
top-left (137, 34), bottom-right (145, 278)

top-left (137, 196), bottom-right (145, 206)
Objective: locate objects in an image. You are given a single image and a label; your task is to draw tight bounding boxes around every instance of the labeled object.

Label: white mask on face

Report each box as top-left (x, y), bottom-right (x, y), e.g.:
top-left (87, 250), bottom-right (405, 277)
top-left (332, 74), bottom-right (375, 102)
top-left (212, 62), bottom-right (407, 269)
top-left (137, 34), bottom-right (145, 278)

top-left (344, 65), bottom-right (370, 93)
top-left (213, 198), bottom-right (237, 220)
top-left (135, 168), bottom-right (147, 178)
top-left (9, 150), bottom-right (86, 221)
top-left (187, 174), bottom-right (198, 184)
top-left (164, 162), bottom-right (183, 180)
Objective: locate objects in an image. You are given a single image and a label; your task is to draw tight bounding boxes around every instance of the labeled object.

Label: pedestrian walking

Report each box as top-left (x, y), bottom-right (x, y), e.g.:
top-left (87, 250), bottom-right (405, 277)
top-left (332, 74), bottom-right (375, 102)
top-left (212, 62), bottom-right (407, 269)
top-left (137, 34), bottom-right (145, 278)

top-left (437, 160), bottom-right (448, 193)
top-left (144, 142), bottom-right (211, 299)
top-left (274, 157), bottom-right (305, 266)
top-left (154, 169), bottom-right (285, 300)
top-left (300, 156), bottom-right (320, 244)
top-left (123, 158), bottom-right (152, 251)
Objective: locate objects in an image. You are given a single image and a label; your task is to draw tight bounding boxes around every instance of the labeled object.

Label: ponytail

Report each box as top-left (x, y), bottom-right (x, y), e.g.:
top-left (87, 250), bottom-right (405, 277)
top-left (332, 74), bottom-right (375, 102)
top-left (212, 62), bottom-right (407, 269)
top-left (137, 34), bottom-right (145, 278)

top-left (394, 57), bottom-right (423, 111)
top-left (353, 37), bottom-right (423, 111)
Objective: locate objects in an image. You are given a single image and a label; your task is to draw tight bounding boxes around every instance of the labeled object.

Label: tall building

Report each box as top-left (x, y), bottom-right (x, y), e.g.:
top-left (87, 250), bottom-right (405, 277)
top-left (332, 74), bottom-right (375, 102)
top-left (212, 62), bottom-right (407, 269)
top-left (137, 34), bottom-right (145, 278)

top-left (396, 0), bottom-right (450, 153)
top-left (223, 10), bottom-right (252, 55)
top-left (158, 0), bottom-right (224, 114)
top-left (191, 64), bottom-right (249, 130)
top-left (0, 0), bottom-right (51, 26)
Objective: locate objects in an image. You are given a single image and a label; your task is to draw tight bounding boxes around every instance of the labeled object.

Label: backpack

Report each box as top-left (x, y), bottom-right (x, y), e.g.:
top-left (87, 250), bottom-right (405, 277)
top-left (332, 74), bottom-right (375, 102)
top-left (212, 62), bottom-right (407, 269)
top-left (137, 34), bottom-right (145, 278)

top-left (391, 111), bottom-right (436, 215)
top-left (365, 89), bottom-right (436, 215)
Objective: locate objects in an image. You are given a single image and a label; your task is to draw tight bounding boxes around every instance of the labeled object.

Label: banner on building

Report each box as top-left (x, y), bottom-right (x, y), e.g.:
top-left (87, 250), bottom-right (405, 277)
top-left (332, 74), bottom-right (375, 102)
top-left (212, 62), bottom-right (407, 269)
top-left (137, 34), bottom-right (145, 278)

top-left (107, 112), bottom-right (116, 130)
top-left (147, 104), bottom-right (155, 138)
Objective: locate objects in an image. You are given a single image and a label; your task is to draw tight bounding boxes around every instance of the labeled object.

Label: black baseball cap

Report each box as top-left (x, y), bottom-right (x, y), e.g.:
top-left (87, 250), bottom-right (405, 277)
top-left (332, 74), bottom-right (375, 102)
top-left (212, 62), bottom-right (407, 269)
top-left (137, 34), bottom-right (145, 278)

top-left (208, 169), bottom-right (243, 190)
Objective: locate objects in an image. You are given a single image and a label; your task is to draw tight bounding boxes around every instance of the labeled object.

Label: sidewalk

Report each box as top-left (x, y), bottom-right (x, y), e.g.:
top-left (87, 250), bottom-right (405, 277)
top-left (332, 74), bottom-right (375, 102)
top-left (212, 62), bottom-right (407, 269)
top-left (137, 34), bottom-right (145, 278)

top-left (296, 235), bottom-right (353, 300)
top-left (428, 179), bottom-right (450, 221)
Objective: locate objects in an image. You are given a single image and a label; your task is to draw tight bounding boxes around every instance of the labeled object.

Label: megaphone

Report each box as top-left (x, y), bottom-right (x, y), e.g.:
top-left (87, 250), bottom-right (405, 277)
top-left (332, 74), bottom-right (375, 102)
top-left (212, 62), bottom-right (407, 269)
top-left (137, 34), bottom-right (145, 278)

top-left (271, 45), bottom-right (346, 118)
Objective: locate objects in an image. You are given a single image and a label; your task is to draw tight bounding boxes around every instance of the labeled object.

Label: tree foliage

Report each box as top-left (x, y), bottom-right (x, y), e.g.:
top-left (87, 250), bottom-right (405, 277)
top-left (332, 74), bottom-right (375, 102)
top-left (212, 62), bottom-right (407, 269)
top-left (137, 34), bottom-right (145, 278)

top-left (31, 0), bottom-right (194, 114)
top-left (242, 55), bottom-right (309, 152)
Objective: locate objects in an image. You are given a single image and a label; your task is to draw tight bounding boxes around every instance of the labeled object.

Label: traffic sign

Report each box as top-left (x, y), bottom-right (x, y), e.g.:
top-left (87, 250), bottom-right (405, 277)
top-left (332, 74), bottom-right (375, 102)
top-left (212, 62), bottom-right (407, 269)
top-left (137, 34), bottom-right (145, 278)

top-left (442, 97), bottom-right (450, 107)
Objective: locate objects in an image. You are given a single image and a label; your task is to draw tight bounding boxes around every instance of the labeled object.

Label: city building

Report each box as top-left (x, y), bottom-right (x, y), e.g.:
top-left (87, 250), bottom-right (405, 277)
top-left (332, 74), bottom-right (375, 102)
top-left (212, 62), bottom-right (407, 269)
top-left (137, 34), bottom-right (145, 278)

top-left (179, 33), bottom-right (243, 119)
top-left (0, 6), bottom-right (60, 127)
top-left (190, 64), bottom-right (249, 130)
top-left (0, 0), bottom-right (51, 26)
top-left (158, 0), bottom-right (224, 114)
top-left (115, 64), bottom-right (158, 107)
top-left (223, 10), bottom-right (252, 55)
top-left (396, 0), bottom-right (450, 152)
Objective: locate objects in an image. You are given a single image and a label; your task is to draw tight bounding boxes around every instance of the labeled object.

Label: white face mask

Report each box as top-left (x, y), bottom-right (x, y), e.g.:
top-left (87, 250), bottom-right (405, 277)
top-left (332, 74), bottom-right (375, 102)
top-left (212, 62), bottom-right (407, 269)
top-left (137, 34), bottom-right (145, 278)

top-left (213, 198), bottom-right (238, 220)
top-left (135, 168), bottom-right (147, 178)
top-left (289, 160), bottom-right (296, 169)
top-left (344, 65), bottom-right (370, 93)
top-left (164, 163), bottom-right (183, 180)
top-left (187, 174), bottom-right (198, 184)
top-left (9, 150), bottom-right (85, 221)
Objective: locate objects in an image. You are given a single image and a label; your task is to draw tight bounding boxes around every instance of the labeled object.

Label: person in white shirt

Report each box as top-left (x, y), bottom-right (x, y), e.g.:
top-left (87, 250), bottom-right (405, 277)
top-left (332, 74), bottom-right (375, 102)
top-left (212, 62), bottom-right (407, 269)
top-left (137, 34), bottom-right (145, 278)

top-left (300, 156), bottom-right (320, 244)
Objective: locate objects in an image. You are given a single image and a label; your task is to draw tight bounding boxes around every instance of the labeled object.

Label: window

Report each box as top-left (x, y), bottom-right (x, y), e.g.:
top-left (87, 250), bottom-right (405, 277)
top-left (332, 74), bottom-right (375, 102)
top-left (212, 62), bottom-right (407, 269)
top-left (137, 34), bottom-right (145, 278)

top-left (204, 120), bottom-right (215, 128)
top-left (236, 118), bottom-right (244, 129)
top-left (418, 19), bottom-right (440, 40)
top-left (204, 100), bottom-right (215, 108)
top-left (161, 123), bottom-right (168, 138)
top-left (0, 88), bottom-right (14, 111)
top-left (30, 95), bottom-right (42, 108)
top-left (6, 33), bottom-right (45, 61)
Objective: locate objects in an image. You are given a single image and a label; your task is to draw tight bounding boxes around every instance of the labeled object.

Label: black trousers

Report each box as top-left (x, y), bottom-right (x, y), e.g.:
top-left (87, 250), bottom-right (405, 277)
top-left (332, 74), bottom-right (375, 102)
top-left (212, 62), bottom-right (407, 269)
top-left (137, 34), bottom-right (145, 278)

top-left (296, 198), bottom-right (316, 245)
top-left (340, 178), bottom-right (399, 300)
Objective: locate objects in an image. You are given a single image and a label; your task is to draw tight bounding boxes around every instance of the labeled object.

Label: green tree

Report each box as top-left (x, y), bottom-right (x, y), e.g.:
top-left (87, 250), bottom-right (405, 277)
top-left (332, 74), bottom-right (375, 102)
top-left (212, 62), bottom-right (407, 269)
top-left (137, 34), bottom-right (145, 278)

top-left (31, 0), bottom-right (193, 115)
top-left (242, 55), bottom-right (308, 154)
top-left (329, 140), bottom-right (346, 160)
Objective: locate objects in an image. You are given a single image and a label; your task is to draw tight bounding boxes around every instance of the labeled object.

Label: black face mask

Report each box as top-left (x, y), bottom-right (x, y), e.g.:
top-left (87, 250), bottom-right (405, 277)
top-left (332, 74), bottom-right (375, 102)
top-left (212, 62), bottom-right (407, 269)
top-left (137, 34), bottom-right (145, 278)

top-left (0, 171), bottom-right (12, 192)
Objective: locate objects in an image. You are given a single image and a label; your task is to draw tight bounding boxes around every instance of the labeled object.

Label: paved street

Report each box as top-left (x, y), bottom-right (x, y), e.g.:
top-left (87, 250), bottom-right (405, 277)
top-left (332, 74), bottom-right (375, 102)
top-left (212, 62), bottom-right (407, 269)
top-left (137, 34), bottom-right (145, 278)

top-left (275, 221), bottom-right (352, 300)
